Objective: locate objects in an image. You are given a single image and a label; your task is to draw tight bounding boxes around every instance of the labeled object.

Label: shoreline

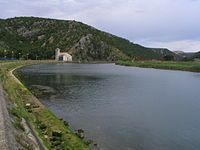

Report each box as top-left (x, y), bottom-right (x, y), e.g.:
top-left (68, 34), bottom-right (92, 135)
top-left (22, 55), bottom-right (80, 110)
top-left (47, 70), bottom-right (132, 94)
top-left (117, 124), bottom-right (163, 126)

top-left (116, 60), bottom-right (200, 73)
top-left (0, 61), bottom-right (90, 150)
top-left (10, 63), bottom-right (48, 150)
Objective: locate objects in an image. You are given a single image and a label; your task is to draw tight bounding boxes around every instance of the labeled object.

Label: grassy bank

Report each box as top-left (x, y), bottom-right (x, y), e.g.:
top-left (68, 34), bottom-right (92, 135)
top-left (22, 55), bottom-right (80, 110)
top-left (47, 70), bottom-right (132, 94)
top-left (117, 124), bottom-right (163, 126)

top-left (116, 60), bottom-right (200, 72)
top-left (0, 60), bottom-right (89, 150)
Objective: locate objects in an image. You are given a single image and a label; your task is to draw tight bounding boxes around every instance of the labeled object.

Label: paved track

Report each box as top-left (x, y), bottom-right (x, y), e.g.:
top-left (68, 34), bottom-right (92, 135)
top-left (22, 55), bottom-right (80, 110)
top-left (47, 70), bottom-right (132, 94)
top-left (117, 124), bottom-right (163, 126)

top-left (0, 84), bottom-right (16, 150)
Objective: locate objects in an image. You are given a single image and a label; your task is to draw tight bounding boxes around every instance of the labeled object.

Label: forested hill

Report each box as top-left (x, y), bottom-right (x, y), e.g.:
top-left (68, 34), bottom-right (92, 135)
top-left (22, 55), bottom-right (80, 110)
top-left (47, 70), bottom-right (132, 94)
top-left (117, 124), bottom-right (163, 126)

top-left (0, 17), bottom-right (178, 61)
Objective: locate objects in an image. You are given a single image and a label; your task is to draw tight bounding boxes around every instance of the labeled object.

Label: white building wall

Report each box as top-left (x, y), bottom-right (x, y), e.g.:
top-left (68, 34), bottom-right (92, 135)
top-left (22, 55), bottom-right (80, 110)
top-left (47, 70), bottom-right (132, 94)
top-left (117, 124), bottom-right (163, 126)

top-left (55, 48), bottom-right (72, 62)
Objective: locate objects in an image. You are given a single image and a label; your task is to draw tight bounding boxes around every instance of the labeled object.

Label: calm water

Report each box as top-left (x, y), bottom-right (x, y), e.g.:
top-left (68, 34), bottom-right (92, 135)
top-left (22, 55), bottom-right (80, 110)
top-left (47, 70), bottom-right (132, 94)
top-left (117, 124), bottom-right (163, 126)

top-left (17, 63), bottom-right (200, 150)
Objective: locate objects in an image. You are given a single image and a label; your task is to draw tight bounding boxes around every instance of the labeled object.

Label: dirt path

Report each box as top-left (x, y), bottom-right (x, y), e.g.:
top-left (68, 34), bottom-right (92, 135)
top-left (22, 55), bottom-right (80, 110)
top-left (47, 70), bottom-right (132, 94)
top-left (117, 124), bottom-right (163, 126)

top-left (0, 84), bottom-right (16, 150)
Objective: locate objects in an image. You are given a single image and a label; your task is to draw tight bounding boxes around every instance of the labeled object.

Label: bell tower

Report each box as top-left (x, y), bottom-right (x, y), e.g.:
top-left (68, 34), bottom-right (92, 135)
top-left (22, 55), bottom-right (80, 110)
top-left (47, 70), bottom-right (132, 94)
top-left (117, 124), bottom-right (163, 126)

top-left (55, 48), bottom-right (60, 61)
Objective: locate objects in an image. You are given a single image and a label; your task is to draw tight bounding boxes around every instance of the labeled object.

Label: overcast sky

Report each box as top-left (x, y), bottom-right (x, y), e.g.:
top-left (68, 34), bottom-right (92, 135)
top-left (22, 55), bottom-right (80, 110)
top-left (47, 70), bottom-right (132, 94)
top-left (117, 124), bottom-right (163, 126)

top-left (1, 0), bottom-right (200, 52)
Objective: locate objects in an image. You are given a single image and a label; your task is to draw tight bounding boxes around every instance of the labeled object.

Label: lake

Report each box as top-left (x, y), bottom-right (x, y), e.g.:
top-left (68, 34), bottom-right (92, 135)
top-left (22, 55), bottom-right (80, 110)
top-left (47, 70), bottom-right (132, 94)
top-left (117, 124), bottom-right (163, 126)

top-left (16, 63), bottom-right (200, 150)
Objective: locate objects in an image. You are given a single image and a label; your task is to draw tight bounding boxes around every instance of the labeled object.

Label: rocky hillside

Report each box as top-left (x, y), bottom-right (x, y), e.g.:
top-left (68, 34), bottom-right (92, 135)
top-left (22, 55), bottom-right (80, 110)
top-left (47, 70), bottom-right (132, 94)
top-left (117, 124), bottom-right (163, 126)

top-left (174, 51), bottom-right (200, 61)
top-left (0, 17), bottom-right (178, 61)
top-left (174, 51), bottom-right (194, 58)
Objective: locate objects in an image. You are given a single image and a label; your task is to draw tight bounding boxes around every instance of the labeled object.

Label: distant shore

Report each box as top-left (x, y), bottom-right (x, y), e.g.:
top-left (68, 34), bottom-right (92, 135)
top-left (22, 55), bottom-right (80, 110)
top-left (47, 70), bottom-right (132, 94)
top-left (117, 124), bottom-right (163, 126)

top-left (116, 60), bottom-right (200, 72)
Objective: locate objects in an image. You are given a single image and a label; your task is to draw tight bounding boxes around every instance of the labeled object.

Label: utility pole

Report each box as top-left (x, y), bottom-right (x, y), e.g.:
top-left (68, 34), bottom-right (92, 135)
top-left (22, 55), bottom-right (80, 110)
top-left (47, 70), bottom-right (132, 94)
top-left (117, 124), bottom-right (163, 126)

top-left (18, 53), bottom-right (21, 60)
top-left (4, 50), bottom-right (7, 60)
top-left (26, 53), bottom-right (29, 60)
top-left (11, 51), bottom-right (14, 60)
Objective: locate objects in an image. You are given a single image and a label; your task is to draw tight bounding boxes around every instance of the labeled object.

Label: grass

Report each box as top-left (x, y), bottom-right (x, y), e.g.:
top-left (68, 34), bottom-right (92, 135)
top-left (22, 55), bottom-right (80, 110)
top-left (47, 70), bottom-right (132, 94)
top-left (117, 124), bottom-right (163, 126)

top-left (116, 60), bottom-right (200, 72)
top-left (0, 60), bottom-right (89, 150)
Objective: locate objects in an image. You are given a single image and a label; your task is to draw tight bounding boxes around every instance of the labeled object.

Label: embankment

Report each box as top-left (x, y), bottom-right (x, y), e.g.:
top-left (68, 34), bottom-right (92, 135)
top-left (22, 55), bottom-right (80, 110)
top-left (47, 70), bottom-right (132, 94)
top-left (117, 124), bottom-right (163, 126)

top-left (0, 60), bottom-right (89, 150)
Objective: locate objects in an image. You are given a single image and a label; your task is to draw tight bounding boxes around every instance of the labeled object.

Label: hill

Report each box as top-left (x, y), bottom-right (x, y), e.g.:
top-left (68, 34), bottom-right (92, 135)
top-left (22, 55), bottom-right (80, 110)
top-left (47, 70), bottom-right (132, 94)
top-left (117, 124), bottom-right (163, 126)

top-left (0, 17), bottom-right (178, 61)
top-left (174, 51), bottom-right (194, 59)
top-left (192, 51), bottom-right (200, 59)
top-left (174, 51), bottom-right (200, 61)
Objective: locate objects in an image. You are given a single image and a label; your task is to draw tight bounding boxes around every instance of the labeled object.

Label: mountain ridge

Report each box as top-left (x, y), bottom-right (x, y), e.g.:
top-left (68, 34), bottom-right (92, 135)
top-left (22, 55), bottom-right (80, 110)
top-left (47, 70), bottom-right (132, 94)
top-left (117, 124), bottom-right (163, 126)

top-left (0, 16), bottom-right (178, 61)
